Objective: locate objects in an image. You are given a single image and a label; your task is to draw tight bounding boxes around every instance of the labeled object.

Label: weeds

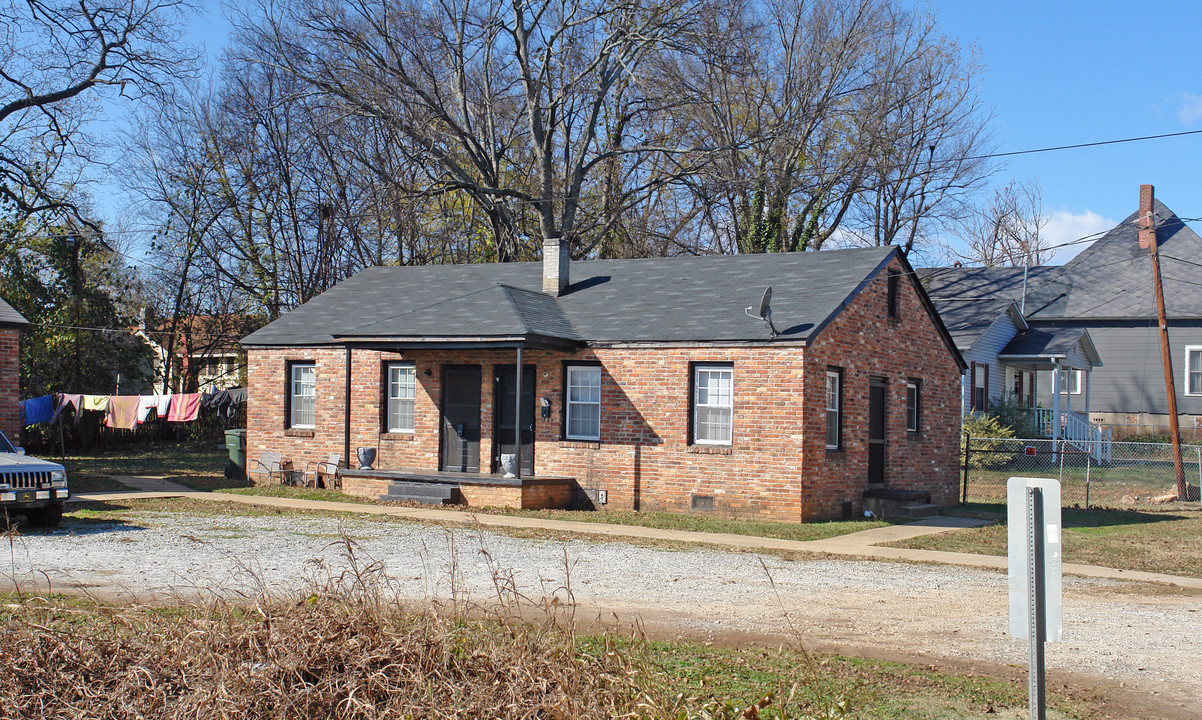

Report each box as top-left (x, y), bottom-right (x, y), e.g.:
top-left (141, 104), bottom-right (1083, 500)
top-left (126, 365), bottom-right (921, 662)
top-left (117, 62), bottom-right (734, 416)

top-left (0, 531), bottom-right (859, 719)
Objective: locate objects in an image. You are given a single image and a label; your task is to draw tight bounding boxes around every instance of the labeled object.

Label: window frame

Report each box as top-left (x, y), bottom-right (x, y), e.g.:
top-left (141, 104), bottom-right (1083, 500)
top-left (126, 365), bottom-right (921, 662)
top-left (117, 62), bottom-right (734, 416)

top-left (1057, 367), bottom-right (1083, 395)
top-left (906, 378), bottom-right (921, 433)
top-left (971, 362), bottom-right (989, 411)
top-left (384, 362), bottom-right (417, 433)
top-left (1184, 346), bottom-right (1202, 396)
top-left (287, 361), bottom-right (316, 429)
top-left (563, 363), bottom-right (603, 441)
top-left (690, 362), bottom-right (734, 446)
top-left (825, 368), bottom-right (843, 450)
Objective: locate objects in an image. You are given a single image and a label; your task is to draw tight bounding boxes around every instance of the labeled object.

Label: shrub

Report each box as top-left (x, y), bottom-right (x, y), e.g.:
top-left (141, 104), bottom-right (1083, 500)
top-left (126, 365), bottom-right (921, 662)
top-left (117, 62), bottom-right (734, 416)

top-left (961, 413), bottom-right (1017, 469)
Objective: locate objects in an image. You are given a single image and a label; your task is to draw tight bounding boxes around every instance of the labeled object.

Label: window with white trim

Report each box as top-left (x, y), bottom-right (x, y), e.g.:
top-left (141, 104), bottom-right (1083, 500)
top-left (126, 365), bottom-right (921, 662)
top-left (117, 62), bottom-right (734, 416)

top-left (386, 364), bottom-right (416, 432)
top-left (692, 365), bottom-right (733, 445)
top-left (289, 363), bottom-right (316, 428)
top-left (1187, 347), bottom-right (1202, 396)
top-left (825, 369), bottom-right (842, 449)
top-left (565, 365), bottom-right (602, 440)
top-left (906, 379), bottom-right (921, 432)
top-left (1058, 368), bottom-right (1083, 395)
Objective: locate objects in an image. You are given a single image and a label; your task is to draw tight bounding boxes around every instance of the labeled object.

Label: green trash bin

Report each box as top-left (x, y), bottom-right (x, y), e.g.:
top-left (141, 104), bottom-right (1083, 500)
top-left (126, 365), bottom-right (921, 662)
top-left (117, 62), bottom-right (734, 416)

top-left (225, 429), bottom-right (247, 480)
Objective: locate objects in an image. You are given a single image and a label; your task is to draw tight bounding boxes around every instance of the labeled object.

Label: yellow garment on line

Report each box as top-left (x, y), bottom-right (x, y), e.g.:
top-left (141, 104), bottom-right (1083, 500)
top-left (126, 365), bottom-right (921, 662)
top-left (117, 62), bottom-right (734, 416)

top-left (82, 395), bottom-right (110, 412)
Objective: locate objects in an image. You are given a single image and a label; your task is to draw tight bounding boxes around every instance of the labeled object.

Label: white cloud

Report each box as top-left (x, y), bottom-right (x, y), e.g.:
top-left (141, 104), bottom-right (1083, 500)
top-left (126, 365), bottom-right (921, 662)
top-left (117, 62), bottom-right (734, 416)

top-left (1177, 92), bottom-right (1202, 125)
top-left (1043, 209), bottom-right (1116, 264)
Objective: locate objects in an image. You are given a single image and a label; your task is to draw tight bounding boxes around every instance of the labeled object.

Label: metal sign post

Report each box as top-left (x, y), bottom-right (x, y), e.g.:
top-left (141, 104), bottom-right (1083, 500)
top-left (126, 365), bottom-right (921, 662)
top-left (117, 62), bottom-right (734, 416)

top-left (1007, 477), bottom-right (1062, 720)
top-left (1027, 487), bottom-right (1047, 720)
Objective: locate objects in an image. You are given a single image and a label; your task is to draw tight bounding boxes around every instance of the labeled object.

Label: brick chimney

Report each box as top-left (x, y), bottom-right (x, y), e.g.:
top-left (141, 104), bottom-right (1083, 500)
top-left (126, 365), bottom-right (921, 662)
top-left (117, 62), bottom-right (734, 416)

top-left (542, 235), bottom-right (569, 295)
top-left (1138, 184), bottom-right (1155, 249)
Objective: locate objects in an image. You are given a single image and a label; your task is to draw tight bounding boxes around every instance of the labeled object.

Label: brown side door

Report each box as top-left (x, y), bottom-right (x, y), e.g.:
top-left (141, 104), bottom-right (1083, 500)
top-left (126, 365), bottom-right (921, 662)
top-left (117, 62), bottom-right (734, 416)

top-left (493, 365), bottom-right (536, 475)
top-left (441, 366), bottom-right (481, 473)
top-left (868, 377), bottom-right (887, 486)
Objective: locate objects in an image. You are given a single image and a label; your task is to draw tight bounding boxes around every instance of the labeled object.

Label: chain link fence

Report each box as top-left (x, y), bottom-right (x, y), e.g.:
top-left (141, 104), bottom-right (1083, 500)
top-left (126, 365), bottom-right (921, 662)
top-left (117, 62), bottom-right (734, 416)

top-left (962, 435), bottom-right (1202, 508)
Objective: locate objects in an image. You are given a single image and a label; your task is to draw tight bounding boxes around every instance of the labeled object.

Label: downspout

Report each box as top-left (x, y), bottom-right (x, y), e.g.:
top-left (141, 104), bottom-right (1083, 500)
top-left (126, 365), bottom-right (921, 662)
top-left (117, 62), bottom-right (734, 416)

top-left (344, 346), bottom-right (352, 468)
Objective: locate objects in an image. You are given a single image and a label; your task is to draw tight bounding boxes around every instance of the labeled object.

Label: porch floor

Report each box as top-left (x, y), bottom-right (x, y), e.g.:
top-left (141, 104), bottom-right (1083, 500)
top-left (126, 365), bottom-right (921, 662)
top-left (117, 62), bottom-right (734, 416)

top-left (338, 467), bottom-right (575, 488)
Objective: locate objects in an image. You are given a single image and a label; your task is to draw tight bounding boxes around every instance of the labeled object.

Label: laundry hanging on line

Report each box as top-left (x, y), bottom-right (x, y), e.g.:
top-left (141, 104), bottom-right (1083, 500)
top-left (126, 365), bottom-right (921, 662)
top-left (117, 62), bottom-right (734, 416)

top-left (19, 395), bottom-right (54, 426)
top-left (18, 388), bottom-right (248, 428)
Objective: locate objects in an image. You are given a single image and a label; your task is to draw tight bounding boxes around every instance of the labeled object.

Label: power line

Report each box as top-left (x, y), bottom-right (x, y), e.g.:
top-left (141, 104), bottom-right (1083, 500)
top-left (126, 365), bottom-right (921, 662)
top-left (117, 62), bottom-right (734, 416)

top-left (967, 129), bottom-right (1202, 160)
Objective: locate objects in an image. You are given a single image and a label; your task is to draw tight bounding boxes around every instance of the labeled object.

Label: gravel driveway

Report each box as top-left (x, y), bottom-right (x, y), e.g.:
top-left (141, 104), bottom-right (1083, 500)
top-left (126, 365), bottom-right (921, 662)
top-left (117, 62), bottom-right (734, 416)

top-left (4, 510), bottom-right (1199, 714)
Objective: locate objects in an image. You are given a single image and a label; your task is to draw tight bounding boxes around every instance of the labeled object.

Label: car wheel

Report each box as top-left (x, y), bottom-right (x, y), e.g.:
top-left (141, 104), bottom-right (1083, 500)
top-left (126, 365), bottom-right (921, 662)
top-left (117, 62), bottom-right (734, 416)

top-left (25, 504), bottom-right (63, 528)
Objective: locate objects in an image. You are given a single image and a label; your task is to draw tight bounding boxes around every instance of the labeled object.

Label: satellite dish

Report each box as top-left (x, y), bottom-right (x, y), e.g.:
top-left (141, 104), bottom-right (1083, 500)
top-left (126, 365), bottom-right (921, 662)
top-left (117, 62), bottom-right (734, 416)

top-left (746, 286), bottom-right (779, 338)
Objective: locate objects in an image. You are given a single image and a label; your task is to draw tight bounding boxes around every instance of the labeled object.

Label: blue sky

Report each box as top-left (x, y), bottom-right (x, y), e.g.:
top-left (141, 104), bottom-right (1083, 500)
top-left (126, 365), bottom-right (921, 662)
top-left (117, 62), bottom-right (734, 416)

top-left (101, 0), bottom-right (1201, 265)
top-left (927, 0), bottom-right (1202, 262)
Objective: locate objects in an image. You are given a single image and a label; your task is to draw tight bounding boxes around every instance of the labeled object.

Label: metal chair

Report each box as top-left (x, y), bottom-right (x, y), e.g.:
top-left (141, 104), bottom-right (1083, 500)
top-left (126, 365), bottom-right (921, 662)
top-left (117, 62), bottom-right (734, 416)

top-left (251, 451), bottom-right (288, 485)
top-left (304, 454), bottom-right (342, 489)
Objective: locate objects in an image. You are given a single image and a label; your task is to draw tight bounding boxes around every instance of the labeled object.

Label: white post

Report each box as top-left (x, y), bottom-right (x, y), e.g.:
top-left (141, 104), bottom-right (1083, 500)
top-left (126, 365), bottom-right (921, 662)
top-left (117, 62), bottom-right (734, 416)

top-left (1083, 369), bottom-right (1091, 420)
top-left (1050, 362), bottom-right (1061, 447)
top-left (1065, 368), bottom-right (1073, 420)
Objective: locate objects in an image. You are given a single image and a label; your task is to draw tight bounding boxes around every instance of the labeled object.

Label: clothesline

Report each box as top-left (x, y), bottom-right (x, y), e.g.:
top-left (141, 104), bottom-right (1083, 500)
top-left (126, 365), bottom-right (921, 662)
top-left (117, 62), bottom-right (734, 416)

top-left (19, 387), bottom-right (248, 430)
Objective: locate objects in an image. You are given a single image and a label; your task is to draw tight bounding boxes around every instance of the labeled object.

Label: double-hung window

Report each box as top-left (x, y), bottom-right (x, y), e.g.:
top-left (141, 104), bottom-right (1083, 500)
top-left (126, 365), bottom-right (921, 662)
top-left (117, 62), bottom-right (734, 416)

top-left (386, 364), bottom-right (416, 432)
top-left (825, 369), bottom-right (842, 449)
top-left (1188, 347), bottom-right (1202, 396)
top-left (692, 365), bottom-right (733, 445)
top-left (289, 362), bottom-right (316, 429)
top-left (1058, 368), bottom-right (1083, 395)
top-left (565, 365), bottom-right (602, 440)
top-left (906, 379), bottom-right (921, 433)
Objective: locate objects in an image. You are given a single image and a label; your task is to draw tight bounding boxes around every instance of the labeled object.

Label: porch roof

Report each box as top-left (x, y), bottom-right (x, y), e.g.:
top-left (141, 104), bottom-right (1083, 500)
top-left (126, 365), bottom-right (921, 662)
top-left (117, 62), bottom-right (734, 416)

top-left (997, 326), bottom-right (1101, 368)
top-left (332, 283), bottom-right (583, 350)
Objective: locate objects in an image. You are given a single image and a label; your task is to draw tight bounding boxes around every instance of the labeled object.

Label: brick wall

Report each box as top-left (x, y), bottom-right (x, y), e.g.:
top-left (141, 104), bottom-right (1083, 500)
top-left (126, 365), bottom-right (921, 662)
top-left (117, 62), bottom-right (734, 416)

top-left (0, 327), bottom-right (20, 443)
top-left (245, 259), bottom-right (961, 523)
top-left (802, 259), bottom-right (962, 519)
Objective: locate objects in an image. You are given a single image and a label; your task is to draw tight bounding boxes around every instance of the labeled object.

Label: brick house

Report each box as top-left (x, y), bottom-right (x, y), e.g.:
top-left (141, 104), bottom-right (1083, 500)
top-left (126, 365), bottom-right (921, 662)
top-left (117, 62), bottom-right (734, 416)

top-left (242, 244), bottom-right (965, 522)
top-left (0, 297), bottom-right (28, 443)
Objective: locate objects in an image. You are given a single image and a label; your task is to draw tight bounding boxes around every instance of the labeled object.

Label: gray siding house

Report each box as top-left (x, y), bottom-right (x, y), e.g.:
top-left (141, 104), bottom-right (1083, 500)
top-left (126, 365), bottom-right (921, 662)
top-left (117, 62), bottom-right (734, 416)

top-left (924, 185), bottom-right (1202, 438)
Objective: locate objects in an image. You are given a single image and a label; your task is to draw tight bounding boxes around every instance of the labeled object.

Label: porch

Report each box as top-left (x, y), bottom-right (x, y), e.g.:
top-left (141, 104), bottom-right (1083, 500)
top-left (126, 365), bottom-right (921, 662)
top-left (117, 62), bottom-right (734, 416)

top-left (997, 325), bottom-right (1109, 462)
top-left (338, 467), bottom-right (581, 510)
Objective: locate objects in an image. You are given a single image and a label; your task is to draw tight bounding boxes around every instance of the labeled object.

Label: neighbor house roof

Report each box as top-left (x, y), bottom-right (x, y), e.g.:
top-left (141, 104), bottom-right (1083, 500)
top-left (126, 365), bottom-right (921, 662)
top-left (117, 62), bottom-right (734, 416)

top-left (244, 246), bottom-right (961, 364)
top-left (998, 326), bottom-right (1101, 366)
top-left (1023, 200), bottom-right (1202, 320)
top-left (0, 297), bottom-right (28, 328)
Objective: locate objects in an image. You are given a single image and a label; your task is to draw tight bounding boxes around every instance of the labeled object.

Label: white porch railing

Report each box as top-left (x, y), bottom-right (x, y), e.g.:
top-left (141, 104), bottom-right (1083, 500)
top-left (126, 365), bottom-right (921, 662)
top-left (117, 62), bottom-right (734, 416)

top-left (1031, 408), bottom-right (1112, 463)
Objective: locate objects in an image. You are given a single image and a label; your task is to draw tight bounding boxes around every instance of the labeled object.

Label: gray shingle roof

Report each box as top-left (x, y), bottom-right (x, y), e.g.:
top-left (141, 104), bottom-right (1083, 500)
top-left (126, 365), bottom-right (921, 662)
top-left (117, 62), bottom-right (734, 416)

top-left (921, 198), bottom-right (1202, 327)
top-left (243, 247), bottom-right (902, 347)
top-left (0, 297), bottom-right (28, 327)
top-left (1024, 200), bottom-right (1202, 319)
top-left (999, 326), bottom-right (1098, 362)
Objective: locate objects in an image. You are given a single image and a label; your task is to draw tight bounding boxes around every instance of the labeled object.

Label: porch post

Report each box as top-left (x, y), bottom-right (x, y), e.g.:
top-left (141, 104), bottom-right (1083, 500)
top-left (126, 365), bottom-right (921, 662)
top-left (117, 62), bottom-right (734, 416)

top-left (1084, 369), bottom-right (1091, 418)
top-left (1050, 361), bottom-right (1061, 446)
top-left (1065, 367), bottom-right (1073, 417)
top-left (514, 344), bottom-right (522, 479)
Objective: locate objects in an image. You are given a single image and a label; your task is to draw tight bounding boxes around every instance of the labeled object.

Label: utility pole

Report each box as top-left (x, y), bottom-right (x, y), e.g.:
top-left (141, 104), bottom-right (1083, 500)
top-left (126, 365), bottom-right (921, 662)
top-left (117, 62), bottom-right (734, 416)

top-left (1141, 185), bottom-right (1187, 500)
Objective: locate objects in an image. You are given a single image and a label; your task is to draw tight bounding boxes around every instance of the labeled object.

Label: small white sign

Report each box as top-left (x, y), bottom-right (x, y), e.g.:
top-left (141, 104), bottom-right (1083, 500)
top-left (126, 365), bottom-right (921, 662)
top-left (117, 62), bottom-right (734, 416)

top-left (1007, 477), bottom-right (1063, 642)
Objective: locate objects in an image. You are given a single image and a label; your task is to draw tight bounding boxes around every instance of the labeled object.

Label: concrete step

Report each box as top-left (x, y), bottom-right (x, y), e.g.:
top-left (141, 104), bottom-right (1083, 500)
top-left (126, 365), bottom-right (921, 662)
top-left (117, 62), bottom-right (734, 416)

top-left (380, 481), bottom-right (458, 504)
top-left (895, 503), bottom-right (941, 519)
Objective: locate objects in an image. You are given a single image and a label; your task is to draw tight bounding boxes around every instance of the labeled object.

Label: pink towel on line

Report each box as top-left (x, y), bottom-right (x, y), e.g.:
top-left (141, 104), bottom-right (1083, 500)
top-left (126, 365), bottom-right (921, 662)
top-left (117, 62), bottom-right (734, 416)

top-left (167, 392), bottom-right (201, 422)
top-left (105, 396), bottom-right (141, 430)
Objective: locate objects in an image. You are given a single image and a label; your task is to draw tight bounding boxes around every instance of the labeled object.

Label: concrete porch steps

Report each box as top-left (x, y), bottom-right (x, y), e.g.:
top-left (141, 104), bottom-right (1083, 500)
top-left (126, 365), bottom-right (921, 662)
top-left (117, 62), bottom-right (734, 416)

top-left (380, 480), bottom-right (459, 505)
top-left (862, 488), bottom-right (939, 521)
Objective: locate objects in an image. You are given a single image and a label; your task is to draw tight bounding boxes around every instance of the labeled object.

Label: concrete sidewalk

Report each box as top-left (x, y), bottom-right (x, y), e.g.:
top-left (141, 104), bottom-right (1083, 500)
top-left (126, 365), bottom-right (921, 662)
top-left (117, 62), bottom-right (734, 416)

top-left (70, 476), bottom-right (1202, 590)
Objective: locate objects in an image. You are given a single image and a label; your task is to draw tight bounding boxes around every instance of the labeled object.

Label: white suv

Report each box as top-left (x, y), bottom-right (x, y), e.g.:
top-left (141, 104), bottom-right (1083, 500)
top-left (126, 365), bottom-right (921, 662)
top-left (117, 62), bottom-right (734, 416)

top-left (0, 431), bottom-right (68, 527)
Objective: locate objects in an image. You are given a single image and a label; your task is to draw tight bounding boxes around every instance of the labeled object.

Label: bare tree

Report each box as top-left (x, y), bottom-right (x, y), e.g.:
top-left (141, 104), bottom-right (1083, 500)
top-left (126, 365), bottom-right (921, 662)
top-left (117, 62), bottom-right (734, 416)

top-left (0, 0), bottom-right (197, 228)
top-left (239, 0), bottom-right (716, 261)
top-left (952, 178), bottom-right (1050, 267)
top-left (842, 9), bottom-right (993, 255)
